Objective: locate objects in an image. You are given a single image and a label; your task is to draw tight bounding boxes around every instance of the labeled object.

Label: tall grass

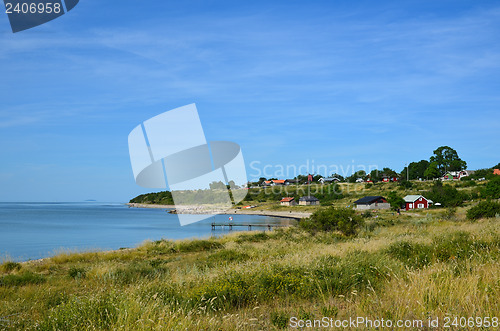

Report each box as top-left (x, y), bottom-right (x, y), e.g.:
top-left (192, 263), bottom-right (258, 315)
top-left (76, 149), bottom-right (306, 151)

top-left (0, 215), bottom-right (498, 330)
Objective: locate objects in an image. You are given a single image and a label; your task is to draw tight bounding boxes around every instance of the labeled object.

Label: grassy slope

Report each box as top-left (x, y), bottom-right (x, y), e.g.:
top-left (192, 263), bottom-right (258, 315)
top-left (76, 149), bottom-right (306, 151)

top-left (0, 206), bottom-right (499, 330)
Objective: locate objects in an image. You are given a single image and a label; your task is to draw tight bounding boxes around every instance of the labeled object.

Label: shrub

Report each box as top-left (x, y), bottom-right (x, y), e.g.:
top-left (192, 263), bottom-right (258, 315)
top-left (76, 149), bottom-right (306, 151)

top-left (300, 207), bottom-right (364, 236)
top-left (482, 176), bottom-right (500, 199)
top-left (387, 191), bottom-right (405, 210)
top-left (467, 200), bottom-right (500, 220)
top-left (425, 181), bottom-right (466, 207)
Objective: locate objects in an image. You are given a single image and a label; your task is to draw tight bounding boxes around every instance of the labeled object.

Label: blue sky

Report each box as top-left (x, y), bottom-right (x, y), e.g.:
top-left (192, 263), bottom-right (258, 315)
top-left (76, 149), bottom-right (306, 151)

top-left (0, 0), bottom-right (499, 202)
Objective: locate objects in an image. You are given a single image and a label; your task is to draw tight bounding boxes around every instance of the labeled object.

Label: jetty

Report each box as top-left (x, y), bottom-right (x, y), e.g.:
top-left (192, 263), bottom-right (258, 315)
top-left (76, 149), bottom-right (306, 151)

top-left (211, 223), bottom-right (290, 231)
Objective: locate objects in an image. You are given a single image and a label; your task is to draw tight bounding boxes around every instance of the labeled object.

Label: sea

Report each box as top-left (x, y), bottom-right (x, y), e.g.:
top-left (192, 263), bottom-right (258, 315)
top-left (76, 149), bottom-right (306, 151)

top-left (0, 202), bottom-right (285, 262)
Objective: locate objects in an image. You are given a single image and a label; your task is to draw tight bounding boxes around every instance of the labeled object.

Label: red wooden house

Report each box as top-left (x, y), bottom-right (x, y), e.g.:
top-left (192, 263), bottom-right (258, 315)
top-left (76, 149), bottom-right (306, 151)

top-left (403, 195), bottom-right (432, 211)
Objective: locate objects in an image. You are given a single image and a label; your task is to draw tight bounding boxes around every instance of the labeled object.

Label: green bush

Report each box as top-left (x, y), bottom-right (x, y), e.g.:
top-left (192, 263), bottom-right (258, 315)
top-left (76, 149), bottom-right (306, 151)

top-left (482, 176), bottom-right (500, 199)
top-left (467, 200), bottom-right (500, 220)
top-left (387, 191), bottom-right (405, 210)
top-left (425, 181), bottom-right (466, 207)
top-left (300, 207), bottom-right (364, 236)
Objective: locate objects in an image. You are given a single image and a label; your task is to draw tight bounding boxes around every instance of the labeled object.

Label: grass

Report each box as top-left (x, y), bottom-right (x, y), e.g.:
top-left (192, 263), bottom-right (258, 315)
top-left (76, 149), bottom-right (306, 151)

top-left (0, 208), bottom-right (499, 330)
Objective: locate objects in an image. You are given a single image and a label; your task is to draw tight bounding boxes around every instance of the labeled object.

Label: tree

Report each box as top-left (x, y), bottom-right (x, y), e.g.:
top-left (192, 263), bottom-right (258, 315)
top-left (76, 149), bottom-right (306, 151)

top-left (347, 170), bottom-right (367, 183)
top-left (401, 160), bottom-right (430, 180)
top-left (330, 173), bottom-right (345, 182)
top-left (382, 167), bottom-right (397, 177)
top-left (429, 146), bottom-right (467, 173)
top-left (370, 169), bottom-right (381, 182)
top-left (387, 191), bottom-right (405, 210)
top-left (257, 177), bottom-right (267, 185)
top-left (209, 181), bottom-right (226, 190)
top-left (424, 162), bottom-right (441, 179)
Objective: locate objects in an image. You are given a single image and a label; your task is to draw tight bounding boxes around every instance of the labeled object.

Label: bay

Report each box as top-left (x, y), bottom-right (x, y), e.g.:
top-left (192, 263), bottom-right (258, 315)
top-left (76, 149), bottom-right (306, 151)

top-left (0, 202), bottom-right (285, 262)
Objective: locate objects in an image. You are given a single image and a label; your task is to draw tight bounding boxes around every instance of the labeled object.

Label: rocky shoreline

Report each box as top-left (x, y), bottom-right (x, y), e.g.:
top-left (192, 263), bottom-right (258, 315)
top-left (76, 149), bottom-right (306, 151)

top-left (126, 203), bottom-right (310, 220)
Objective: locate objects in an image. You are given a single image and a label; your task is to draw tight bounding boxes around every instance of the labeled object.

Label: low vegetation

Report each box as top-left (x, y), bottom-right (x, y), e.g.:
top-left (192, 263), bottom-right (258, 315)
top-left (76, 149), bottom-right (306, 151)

top-left (1, 206), bottom-right (499, 330)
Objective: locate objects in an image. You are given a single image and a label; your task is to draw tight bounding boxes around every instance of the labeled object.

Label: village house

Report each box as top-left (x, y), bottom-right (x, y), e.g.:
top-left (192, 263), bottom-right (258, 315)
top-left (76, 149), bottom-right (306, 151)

top-left (403, 195), bottom-right (433, 211)
top-left (353, 196), bottom-right (390, 210)
top-left (271, 180), bottom-right (286, 186)
top-left (443, 170), bottom-right (474, 180)
top-left (261, 180), bottom-right (272, 187)
top-left (280, 197), bottom-right (297, 206)
top-left (381, 175), bottom-right (399, 182)
top-left (494, 169), bottom-right (500, 176)
top-left (318, 177), bottom-right (340, 184)
top-left (299, 196), bottom-right (320, 206)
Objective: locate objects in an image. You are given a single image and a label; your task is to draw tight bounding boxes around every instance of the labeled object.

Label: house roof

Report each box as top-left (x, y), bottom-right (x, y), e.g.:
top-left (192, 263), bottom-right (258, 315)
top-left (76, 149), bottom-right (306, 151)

top-left (353, 196), bottom-right (386, 204)
top-left (403, 195), bottom-right (429, 203)
top-left (494, 169), bottom-right (500, 175)
top-left (299, 196), bottom-right (319, 202)
top-left (280, 197), bottom-right (295, 202)
top-left (263, 181), bottom-right (271, 184)
top-left (321, 177), bottom-right (340, 182)
top-left (272, 180), bottom-right (286, 184)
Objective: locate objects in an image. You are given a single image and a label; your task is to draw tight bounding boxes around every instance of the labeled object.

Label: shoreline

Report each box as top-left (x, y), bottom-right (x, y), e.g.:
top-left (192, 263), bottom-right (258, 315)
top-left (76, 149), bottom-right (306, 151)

top-left (126, 202), bottom-right (310, 220)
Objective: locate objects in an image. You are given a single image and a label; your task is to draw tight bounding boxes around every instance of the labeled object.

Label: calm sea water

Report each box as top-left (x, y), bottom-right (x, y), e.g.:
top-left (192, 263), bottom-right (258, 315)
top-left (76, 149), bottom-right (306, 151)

top-left (0, 202), bottom-right (285, 262)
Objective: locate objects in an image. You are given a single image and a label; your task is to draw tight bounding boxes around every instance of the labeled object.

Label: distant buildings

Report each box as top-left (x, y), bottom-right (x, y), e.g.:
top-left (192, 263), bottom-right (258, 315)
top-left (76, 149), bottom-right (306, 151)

top-left (353, 196), bottom-right (390, 210)
top-left (403, 195), bottom-right (432, 211)
top-left (280, 197), bottom-right (297, 206)
top-left (299, 196), bottom-right (320, 206)
top-left (494, 169), bottom-right (500, 176)
top-left (318, 177), bottom-right (340, 184)
top-left (443, 170), bottom-right (474, 180)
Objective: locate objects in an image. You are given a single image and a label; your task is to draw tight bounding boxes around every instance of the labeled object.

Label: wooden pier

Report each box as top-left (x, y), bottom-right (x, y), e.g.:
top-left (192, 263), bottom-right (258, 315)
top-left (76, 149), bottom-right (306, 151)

top-left (211, 223), bottom-right (289, 231)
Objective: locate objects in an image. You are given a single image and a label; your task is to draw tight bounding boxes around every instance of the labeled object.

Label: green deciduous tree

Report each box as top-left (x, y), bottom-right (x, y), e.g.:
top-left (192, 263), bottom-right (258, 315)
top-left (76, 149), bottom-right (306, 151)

top-left (387, 191), bottom-right (405, 210)
top-left (424, 162), bottom-right (441, 179)
top-left (401, 160), bottom-right (430, 180)
top-left (429, 146), bottom-right (467, 173)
